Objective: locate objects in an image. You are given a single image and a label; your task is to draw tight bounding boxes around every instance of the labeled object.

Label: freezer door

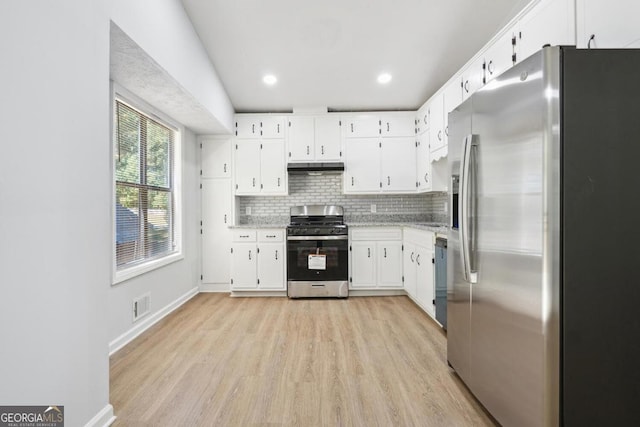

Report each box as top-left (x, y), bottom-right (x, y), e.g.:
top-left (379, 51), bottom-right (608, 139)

top-left (466, 50), bottom-right (558, 427)
top-left (446, 98), bottom-right (472, 383)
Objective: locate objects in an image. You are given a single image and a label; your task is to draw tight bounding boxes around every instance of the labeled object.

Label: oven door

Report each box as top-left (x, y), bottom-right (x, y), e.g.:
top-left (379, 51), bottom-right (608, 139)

top-left (287, 236), bottom-right (348, 282)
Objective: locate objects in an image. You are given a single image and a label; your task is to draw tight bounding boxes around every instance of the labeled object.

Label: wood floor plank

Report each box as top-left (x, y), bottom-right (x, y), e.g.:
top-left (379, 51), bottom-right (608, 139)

top-left (110, 294), bottom-right (495, 426)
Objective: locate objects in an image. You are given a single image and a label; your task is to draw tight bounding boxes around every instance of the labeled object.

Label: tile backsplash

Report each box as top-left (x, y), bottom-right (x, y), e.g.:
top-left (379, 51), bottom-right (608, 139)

top-left (237, 174), bottom-right (447, 224)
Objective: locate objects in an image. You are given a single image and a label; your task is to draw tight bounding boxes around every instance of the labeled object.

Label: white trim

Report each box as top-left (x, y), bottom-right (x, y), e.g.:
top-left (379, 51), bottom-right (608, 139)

top-left (109, 286), bottom-right (198, 355)
top-left (84, 404), bottom-right (116, 427)
top-left (199, 283), bottom-right (231, 292)
top-left (230, 290), bottom-right (287, 297)
top-left (111, 82), bottom-right (185, 285)
top-left (348, 289), bottom-right (407, 297)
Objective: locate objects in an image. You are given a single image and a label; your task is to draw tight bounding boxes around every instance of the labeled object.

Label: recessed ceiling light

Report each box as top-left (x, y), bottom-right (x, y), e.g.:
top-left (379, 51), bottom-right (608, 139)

top-left (377, 73), bottom-right (392, 84)
top-left (263, 74), bottom-right (277, 85)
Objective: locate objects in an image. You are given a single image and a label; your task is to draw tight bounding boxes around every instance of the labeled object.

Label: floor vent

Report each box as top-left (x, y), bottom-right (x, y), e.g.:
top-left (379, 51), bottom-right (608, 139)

top-left (132, 293), bottom-right (151, 322)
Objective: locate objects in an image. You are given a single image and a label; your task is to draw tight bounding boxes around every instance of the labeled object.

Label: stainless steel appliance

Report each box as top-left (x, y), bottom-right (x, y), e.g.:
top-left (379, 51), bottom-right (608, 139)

top-left (286, 205), bottom-right (348, 298)
top-left (448, 46), bottom-right (640, 426)
top-left (434, 237), bottom-right (447, 329)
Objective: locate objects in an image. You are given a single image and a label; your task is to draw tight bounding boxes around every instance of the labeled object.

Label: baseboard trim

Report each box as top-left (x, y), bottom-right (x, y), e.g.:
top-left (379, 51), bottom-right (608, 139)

top-left (109, 287), bottom-right (199, 356)
top-left (230, 290), bottom-right (287, 297)
top-left (199, 283), bottom-right (230, 292)
top-left (348, 289), bottom-right (407, 297)
top-left (84, 404), bottom-right (116, 427)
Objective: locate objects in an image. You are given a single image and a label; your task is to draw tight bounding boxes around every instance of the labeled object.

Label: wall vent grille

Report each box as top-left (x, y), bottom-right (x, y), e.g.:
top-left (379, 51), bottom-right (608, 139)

top-left (132, 293), bottom-right (151, 322)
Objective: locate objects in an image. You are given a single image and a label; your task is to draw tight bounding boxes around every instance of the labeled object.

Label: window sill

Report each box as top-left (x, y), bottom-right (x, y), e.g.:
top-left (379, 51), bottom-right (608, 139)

top-left (112, 251), bottom-right (184, 285)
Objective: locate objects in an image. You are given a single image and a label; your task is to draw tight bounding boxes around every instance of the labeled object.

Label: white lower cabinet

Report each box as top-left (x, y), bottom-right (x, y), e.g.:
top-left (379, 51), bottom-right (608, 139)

top-left (403, 228), bottom-right (436, 319)
top-left (231, 229), bottom-right (285, 291)
top-left (349, 228), bottom-right (403, 289)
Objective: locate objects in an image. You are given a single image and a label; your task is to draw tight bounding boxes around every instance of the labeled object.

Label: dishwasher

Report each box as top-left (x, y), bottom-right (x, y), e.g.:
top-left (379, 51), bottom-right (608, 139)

top-left (434, 237), bottom-right (447, 329)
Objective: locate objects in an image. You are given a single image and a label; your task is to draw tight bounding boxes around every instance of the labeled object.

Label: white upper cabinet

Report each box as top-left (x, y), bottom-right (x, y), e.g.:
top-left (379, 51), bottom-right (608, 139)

top-left (234, 139), bottom-right (261, 194)
top-left (577, 0), bottom-right (640, 48)
top-left (415, 103), bottom-right (429, 135)
top-left (516, 0), bottom-right (576, 63)
top-left (201, 137), bottom-right (231, 179)
top-left (234, 138), bottom-right (286, 195)
top-left (344, 138), bottom-right (380, 193)
top-left (235, 115), bottom-right (285, 138)
top-left (483, 28), bottom-right (517, 85)
top-left (346, 114), bottom-right (381, 137)
top-left (428, 93), bottom-right (445, 155)
top-left (260, 140), bottom-right (286, 194)
top-left (416, 130), bottom-right (431, 193)
top-left (380, 115), bottom-right (415, 137)
top-left (381, 137), bottom-right (417, 193)
top-left (460, 55), bottom-right (485, 102)
top-left (287, 115), bottom-right (342, 162)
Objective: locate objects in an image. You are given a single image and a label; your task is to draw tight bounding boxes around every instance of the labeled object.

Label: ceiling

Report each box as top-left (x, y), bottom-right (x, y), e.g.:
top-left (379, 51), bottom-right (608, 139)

top-left (181, 0), bottom-right (531, 113)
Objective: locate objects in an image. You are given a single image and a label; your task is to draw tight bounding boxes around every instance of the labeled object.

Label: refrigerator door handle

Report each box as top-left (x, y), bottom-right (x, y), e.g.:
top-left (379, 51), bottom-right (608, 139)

top-left (460, 134), bottom-right (478, 284)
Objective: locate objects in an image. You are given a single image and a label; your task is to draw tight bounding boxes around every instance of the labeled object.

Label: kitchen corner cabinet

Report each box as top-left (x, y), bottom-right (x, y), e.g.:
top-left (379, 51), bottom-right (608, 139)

top-left (287, 115), bottom-right (342, 162)
top-left (349, 228), bottom-right (403, 289)
top-left (230, 229), bottom-right (285, 290)
top-left (576, 0), bottom-right (640, 49)
top-left (201, 138), bottom-right (233, 286)
top-left (234, 138), bottom-right (286, 195)
top-left (403, 228), bottom-right (435, 319)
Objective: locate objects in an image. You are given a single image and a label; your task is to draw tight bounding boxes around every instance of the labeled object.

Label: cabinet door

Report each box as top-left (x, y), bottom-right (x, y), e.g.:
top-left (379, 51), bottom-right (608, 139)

top-left (344, 138), bottom-right (381, 193)
top-left (235, 116), bottom-right (260, 138)
top-left (350, 242), bottom-right (376, 288)
top-left (314, 116), bottom-right (342, 161)
top-left (416, 131), bottom-right (431, 193)
top-left (381, 137), bottom-right (417, 193)
top-left (231, 243), bottom-right (258, 289)
top-left (380, 115), bottom-right (415, 137)
top-left (261, 116), bottom-right (285, 139)
top-left (443, 78), bottom-right (464, 153)
top-left (201, 179), bottom-right (232, 284)
top-left (346, 115), bottom-right (380, 138)
top-left (483, 28), bottom-right (517, 85)
top-left (260, 140), bottom-right (286, 194)
top-left (234, 139), bottom-right (261, 194)
top-left (517, 0), bottom-right (576, 63)
top-left (415, 245), bottom-right (435, 318)
top-left (429, 94), bottom-right (445, 153)
top-left (257, 242), bottom-right (285, 289)
top-left (578, 0), bottom-right (640, 48)
top-left (287, 116), bottom-right (314, 161)
top-left (403, 242), bottom-right (417, 298)
top-left (460, 56), bottom-right (485, 102)
top-left (201, 138), bottom-right (231, 178)
top-left (377, 241), bottom-right (403, 288)
top-left (415, 104), bottom-right (429, 135)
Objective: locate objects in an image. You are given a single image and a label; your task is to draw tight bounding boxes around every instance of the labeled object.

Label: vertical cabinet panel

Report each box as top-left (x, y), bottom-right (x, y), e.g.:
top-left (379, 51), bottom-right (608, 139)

top-left (377, 242), bottom-right (403, 287)
top-left (287, 116), bottom-right (315, 161)
top-left (314, 116), bottom-right (342, 160)
top-left (231, 243), bottom-right (258, 289)
top-left (201, 138), bottom-right (231, 178)
top-left (416, 131), bottom-right (431, 192)
top-left (234, 139), bottom-right (261, 194)
top-left (260, 140), bottom-right (286, 193)
top-left (350, 242), bottom-right (376, 288)
top-left (381, 137), bottom-right (417, 192)
top-left (201, 179), bottom-right (232, 284)
top-left (345, 138), bottom-right (381, 192)
top-left (415, 245), bottom-right (435, 318)
top-left (428, 94), bottom-right (445, 154)
top-left (257, 242), bottom-right (285, 289)
top-left (403, 242), bottom-right (417, 298)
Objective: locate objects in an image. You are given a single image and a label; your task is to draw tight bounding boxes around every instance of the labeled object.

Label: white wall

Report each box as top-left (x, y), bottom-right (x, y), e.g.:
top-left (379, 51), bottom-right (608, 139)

top-left (0, 1), bottom-right (112, 425)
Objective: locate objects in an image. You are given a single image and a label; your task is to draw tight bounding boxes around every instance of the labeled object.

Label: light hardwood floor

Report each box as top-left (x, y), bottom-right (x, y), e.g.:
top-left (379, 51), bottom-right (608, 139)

top-left (110, 294), bottom-right (495, 426)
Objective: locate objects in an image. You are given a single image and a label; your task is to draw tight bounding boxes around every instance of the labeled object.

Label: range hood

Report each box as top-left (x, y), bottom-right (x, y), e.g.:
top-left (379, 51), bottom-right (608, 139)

top-left (287, 162), bottom-right (344, 174)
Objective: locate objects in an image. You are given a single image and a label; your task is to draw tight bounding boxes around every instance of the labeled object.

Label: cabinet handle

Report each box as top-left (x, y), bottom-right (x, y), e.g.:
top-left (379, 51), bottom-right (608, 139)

top-left (423, 114), bottom-right (428, 125)
top-left (252, 178), bottom-right (256, 187)
top-left (350, 123), bottom-right (354, 133)
top-left (416, 254), bottom-right (421, 266)
top-left (387, 176), bottom-right (391, 186)
top-left (278, 177), bottom-right (281, 187)
top-left (252, 124), bottom-right (255, 134)
top-left (224, 214), bottom-right (227, 224)
top-left (445, 126), bottom-right (449, 136)
top-left (248, 250), bottom-right (252, 260)
top-left (367, 248), bottom-right (371, 258)
top-left (266, 234), bottom-right (276, 238)
top-left (424, 172), bottom-right (429, 184)
top-left (487, 60), bottom-right (494, 75)
top-left (464, 81), bottom-right (469, 93)
top-left (223, 163), bottom-right (227, 173)
top-left (438, 130), bottom-right (442, 141)
top-left (386, 122), bottom-right (390, 132)
top-left (306, 145), bottom-right (310, 155)
top-left (277, 123), bottom-right (280, 133)
top-left (240, 234), bottom-right (249, 238)
top-left (275, 250), bottom-right (278, 260)
top-left (588, 34), bottom-right (595, 49)
top-left (321, 145), bottom-right (324, 155)
top-left (410, 252), bottom-right (415, 262)
top-left (351, 177), bottom-right (354, 186)
top-left (384, 248), bottom-right (387, 258)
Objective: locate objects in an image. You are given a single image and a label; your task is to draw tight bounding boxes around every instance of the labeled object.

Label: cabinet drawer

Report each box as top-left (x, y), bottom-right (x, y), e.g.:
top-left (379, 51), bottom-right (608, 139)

top-left (258, 229), bottom-right (284, 242)
top-left (233, 230), bottom-right (257, 242)
top-left (350, 227), bottom-right (402, 241)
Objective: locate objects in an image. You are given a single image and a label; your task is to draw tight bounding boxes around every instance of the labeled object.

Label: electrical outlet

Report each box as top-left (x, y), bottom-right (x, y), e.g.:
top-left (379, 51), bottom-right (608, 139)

top-left (246, 206), bottom-right (252, 215)
top-left (370, 204), bottom-right (377, 213)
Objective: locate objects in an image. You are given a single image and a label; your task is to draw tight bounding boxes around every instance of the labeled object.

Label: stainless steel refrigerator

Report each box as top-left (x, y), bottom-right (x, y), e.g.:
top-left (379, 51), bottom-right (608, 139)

top-left (447, 46), bottom-right (640, 426)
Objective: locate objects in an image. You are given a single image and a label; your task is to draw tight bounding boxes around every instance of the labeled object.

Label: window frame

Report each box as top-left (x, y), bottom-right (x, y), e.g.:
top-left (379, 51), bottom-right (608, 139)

top-left (111, 83), bottom-right (183, 285)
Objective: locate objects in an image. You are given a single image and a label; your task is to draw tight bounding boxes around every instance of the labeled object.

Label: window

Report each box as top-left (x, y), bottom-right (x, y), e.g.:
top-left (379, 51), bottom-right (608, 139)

top-left (114, 97), bottom-right (181, 280)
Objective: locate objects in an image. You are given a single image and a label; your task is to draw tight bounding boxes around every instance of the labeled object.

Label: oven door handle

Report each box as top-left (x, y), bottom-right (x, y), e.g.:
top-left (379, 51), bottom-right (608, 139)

top-left (287, 235), bottom-right (348, 241)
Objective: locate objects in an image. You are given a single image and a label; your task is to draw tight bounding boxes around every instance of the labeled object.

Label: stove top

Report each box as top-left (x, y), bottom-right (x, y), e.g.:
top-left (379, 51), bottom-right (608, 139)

top-left (287, 205), bottom-right (347, 236)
